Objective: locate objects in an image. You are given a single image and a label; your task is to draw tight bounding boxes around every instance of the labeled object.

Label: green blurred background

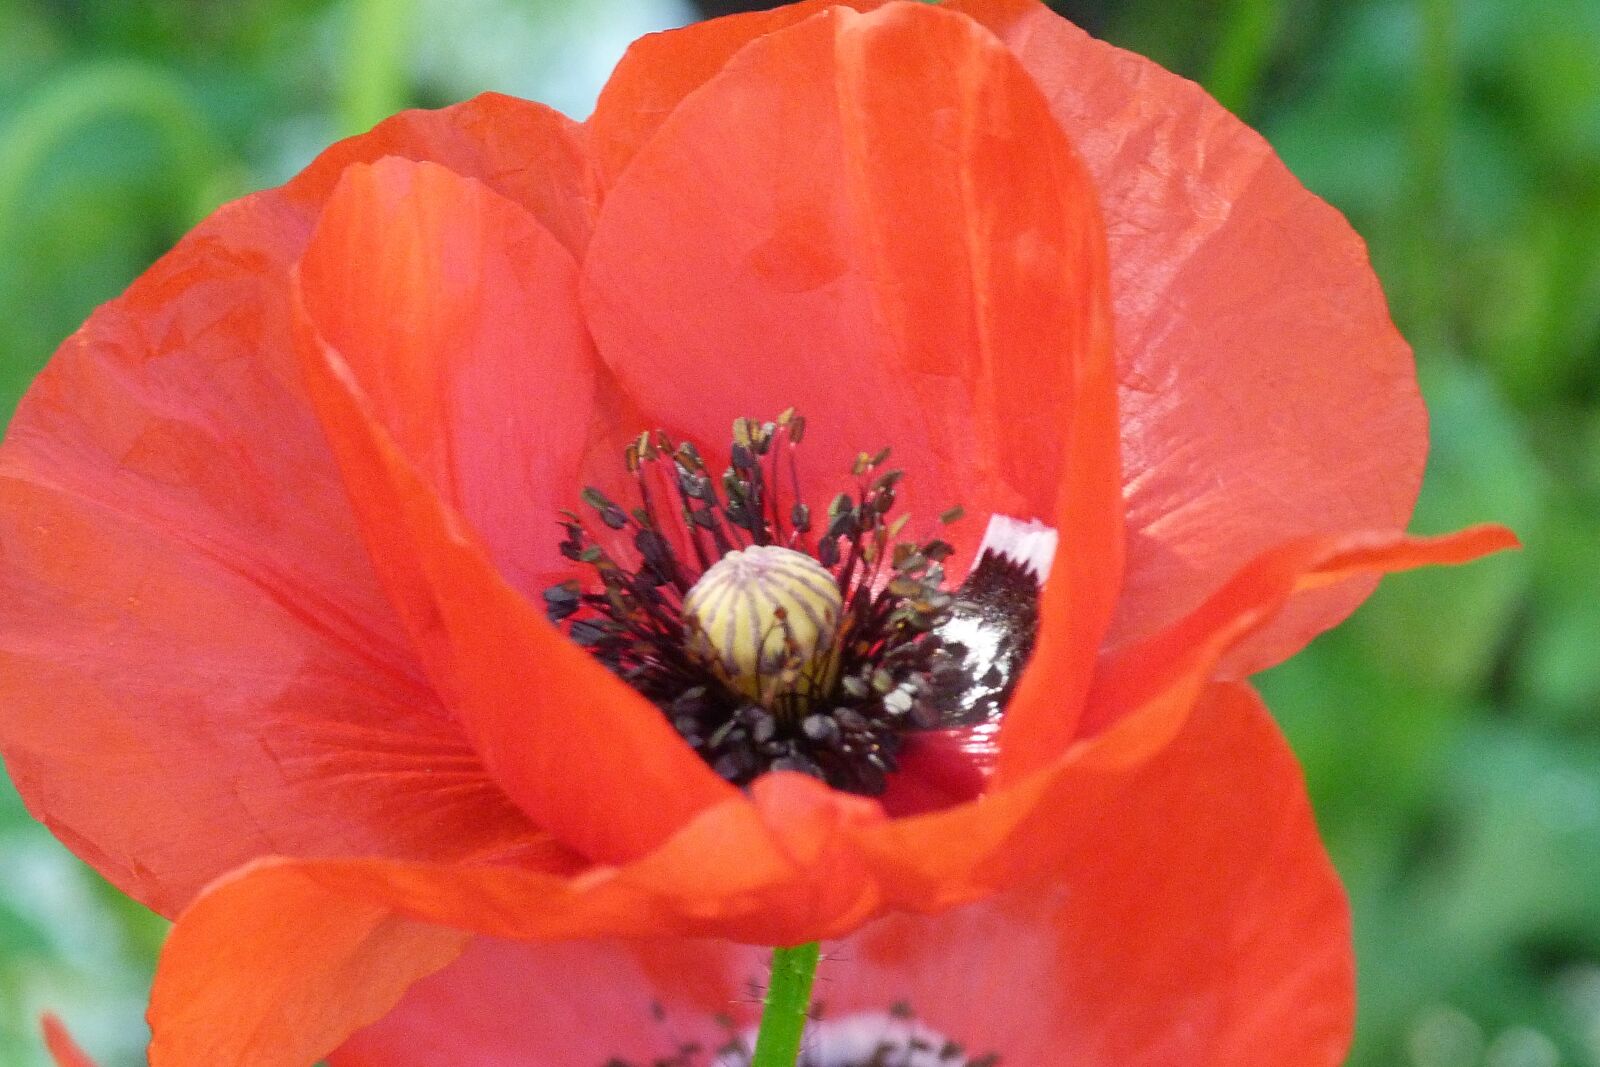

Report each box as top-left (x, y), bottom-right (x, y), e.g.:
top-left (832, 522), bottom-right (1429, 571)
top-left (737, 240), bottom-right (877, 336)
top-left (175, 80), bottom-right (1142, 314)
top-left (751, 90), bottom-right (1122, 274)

top-left (0, 0), bottom-right (1594, 1063)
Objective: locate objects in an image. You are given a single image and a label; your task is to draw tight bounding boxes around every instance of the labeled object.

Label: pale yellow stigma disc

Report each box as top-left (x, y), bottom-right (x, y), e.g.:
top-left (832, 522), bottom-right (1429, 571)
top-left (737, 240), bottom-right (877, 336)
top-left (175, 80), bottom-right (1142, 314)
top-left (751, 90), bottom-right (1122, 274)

top-left (682, 545), bottom-right (842, 708)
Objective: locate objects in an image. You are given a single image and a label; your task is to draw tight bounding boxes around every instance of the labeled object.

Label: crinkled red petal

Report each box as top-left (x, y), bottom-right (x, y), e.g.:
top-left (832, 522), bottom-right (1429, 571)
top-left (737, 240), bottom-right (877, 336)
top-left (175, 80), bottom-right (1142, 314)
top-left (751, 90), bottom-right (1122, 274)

top-left (0, 92), bottom-right (589, 916)
top-left (1081, 524), bottom-right (1521, 764)
top-left (294, 158), bottom-right (736, 863)
top-left (950, 0), bottom-right (1432, 671)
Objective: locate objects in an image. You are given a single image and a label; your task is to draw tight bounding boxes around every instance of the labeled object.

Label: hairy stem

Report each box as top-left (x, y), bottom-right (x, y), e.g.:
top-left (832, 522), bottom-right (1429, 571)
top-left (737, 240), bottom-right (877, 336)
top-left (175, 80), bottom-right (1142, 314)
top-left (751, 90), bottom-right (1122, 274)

top-left (749, 942), bottom-right (821, 1067)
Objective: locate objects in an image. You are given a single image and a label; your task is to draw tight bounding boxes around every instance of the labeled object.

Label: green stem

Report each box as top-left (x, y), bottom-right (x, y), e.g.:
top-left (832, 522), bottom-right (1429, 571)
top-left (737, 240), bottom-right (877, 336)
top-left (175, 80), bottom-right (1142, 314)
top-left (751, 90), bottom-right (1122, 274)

top-left (749, 942), bottom-right (821, 1067)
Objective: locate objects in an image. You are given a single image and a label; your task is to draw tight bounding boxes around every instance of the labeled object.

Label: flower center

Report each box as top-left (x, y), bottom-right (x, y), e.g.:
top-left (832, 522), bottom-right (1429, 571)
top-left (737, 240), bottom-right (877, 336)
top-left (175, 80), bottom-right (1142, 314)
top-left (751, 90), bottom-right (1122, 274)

top-left (547, 410), bottom-right (1047, 797)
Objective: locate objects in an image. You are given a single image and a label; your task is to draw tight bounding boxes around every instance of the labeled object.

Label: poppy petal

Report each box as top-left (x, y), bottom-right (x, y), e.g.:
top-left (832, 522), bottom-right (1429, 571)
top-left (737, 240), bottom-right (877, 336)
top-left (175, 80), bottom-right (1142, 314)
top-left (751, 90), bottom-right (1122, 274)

top-left (1082, 524), bottom-right (1520, 762)
top-left (148, 859), bottom-right (473, 1067)
top-left (951, 0), bottom-right (1431, 669)
top-left (312, 685), bottom-right (1346, 1065)
top-left (41, 1015), bottom-right (97, 1067)
top-left (581, 2), bottom-right (1113, 571)
top-left (292, 93), bottom-right (597, 257)
top-left (0, 191), bottom-right (536, 917)
top-left (835, 683), bottom-right (1352, 1065)
top-left (851, 525), bottom-right (1514, 902)
top-left (587, 0), bottom-right (883, 187)
top-left (994, 312), bottom-right (1122, 779)
top-left (295, 156), bottom-right (597, 598)
top-left (143, 801), bottom-right (769, 1066)
top-left (329, 938), bottom-right (755, 1067)
top-left (294, 158), bottom-right (735, 863)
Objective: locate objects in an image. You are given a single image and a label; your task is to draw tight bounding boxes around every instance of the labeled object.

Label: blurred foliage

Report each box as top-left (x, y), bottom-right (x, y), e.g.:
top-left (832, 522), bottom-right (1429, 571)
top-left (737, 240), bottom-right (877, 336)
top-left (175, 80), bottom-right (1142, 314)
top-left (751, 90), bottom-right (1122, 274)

top-left (0, 0), bottom-right (1595, 1064)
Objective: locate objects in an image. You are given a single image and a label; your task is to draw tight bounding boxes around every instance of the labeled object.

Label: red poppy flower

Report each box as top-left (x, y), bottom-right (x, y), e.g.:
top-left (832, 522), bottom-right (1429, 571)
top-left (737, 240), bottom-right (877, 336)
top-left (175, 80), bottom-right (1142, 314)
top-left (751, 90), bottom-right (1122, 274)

top-left (3, 1), bottom-right (1513, 1064)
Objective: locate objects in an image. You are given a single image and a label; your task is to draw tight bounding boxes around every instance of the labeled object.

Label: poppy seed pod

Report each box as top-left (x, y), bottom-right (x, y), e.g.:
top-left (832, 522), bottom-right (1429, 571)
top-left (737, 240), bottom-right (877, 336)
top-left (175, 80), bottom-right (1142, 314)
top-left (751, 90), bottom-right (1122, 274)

top-left (682, 545), bottom-right (844, 709)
